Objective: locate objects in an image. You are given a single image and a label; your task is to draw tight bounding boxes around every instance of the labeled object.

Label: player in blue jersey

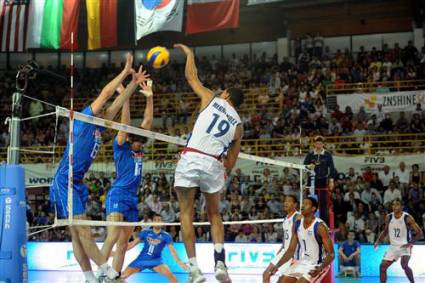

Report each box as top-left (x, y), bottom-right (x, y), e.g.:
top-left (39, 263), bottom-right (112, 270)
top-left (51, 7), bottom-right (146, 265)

top-left (49, 54), bottom-right (151, 283)
top-left (119, 214), bottom-right (188, 282)
top-left (100, 79), bottom-right (154, 281)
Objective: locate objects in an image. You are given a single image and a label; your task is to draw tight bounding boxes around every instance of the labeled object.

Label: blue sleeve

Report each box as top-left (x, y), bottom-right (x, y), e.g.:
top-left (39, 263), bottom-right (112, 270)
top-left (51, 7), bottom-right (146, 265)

top-left (74, 106), bottom-right (93, 136)
top-left (354, 241), bottom-right (360, 249)
top-left (165, 233), bottom-right (173, 245)
top-left (303, 153), bottom-right (312, 165)
top-left (139, 230), bottom-right (148, 241)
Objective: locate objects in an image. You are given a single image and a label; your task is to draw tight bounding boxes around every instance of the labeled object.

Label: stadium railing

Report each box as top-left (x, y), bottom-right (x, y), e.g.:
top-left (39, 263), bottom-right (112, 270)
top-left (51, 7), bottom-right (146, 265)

top-left (326, 79), bottom-right (425, 95)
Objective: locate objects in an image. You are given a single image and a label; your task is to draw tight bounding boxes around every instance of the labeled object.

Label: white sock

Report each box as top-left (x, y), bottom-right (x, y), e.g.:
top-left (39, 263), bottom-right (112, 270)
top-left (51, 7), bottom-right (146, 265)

top-left (83, 271), bottom-right (96, 281)
top-left (189, 257), bottom-right (198, 268)
top-left (214, 243), bottom-right (224, 253)
top-left (100, 262), bottom-right (109, 271)
top-left (106, 267), bottom-right (119, 279)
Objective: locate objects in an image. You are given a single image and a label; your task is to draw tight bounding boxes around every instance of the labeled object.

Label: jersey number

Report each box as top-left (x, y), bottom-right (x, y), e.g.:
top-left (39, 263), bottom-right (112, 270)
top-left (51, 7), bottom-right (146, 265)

top-left (147, 244), bottom-right (155, 256)
top-left (90, 143), bottom-right (100, 159)
top-left (394, 228), bottom-right (401, 238)
top-left (134, 161), bottom-right (142, 177)
top-left (302, 239), bottom-right (307, 252)
top-left (284, 230), bottom-right (290, 240)
top-left (206, 113), bottom-right (230, 138)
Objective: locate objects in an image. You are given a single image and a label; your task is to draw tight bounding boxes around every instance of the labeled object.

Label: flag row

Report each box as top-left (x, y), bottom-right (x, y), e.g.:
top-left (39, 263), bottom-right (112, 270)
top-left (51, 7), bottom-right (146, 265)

top-left (0, 0), bottom-right (240, 52)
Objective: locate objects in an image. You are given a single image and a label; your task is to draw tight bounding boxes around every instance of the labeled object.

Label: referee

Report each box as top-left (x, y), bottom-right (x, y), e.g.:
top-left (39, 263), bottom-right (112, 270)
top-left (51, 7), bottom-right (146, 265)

top-left (303, 136), bottom-right (336, 225)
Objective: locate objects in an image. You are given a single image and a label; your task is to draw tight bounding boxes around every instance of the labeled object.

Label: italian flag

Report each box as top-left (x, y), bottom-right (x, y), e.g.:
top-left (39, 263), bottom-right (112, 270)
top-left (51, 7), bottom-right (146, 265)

top-left (26, 0), bottom-right (80, 50)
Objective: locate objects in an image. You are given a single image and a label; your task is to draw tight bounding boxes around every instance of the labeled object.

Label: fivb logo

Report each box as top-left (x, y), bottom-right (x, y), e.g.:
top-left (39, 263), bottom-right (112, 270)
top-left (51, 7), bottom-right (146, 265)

top-left (227, 245), bottom-right (275, 266)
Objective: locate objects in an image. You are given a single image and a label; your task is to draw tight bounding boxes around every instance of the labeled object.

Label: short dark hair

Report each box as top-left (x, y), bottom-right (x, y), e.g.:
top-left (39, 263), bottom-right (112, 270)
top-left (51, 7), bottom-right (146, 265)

top-left (306, 196), bottom-right (318, 210)
top-left (285, 195), bottom-right (298, 204)
top-left (348, 230), bottom-right (355, 234)
top-left (392, 198), bottom-right (402, 205)
top-left (128, 133), bottom-right (147, 144)
top-left (153, 213), bottom-right (161, 218)
top-left (227, 87), bottom-right (244, 108)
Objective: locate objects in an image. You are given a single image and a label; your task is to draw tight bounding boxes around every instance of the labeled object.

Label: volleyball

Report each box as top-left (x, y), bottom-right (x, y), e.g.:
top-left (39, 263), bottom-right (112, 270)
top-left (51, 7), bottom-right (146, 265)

top-left (146, 46), bottom-right (170, 69)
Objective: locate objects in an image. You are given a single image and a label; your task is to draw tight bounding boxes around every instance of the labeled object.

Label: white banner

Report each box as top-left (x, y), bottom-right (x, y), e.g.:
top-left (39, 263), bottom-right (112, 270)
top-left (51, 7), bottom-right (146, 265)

top-left (332, 90), bottom-right (425, 113)
top-left (135, 0), bottom-right (183, 40)
top-left (23, 154), bottom-right (425, 187)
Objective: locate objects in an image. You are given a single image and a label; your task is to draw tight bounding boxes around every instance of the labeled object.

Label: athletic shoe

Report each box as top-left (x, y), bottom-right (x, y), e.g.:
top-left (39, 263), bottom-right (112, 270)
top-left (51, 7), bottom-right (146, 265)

top-left (187, 267), bottom-right (206, 283)
top-left (215, 261), bottom-right (231, 283)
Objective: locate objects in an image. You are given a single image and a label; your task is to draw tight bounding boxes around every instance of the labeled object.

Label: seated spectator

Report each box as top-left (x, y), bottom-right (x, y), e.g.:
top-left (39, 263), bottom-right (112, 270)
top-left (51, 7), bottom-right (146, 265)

top-left (338, 231), bottom-right (360, 277)
top-left (383, 181), bottom-right (402, 207)
top-left (235, 231), bottom-right (249, 243)
top-left (378, 165), bottom-right (393, 189)
top-left (160, 203), bottom-right (176, 223)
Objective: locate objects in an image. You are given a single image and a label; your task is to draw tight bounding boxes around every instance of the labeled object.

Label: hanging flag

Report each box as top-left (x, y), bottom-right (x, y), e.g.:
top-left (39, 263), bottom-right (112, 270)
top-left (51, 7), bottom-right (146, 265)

top-left (86, 0), bottom-right (118, 50)
top-left (0, 0), bottom-right (29, 52)
top-left (134, 0), bottom-right (183, 41)
top-left (26, 0), bottom-right (81, 50)
top-left (186, 0), bottom-right (240, 35)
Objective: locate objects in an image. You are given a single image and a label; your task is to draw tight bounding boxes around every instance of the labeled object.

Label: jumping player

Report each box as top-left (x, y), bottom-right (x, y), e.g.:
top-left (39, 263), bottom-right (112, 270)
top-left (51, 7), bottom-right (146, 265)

top-left (49, 54), bottom-right (150, 283)
top-left (263, 195), bottom-right (301, 283)
top-left (173, 43), bottom-right (244, 283)
top-left (270, 197), bottom-right (335, 283)
top-left (375, 199), bottom-right (423, 283)
top-left (99, 77), bottom-right (154, 280)
top-left (118, 214), bottom-right (188, 282)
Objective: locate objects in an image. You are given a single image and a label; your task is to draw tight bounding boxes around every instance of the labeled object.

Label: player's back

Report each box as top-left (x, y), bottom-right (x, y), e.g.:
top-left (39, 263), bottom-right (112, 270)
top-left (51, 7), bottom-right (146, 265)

top-left (186, 97), bottom-right (241, 157)
top-left (388, 212), bottom-right (411, 246)
top-left (296, 217), bottom-right (326, 265)
top-left (283, 211), bottom-right (300, 251)
top-left (56, 106), bottom-right (104, 181)
top-left (138, 228), bottom-right (172, 260)
top-left (110, 137), bottom-right (143, 194)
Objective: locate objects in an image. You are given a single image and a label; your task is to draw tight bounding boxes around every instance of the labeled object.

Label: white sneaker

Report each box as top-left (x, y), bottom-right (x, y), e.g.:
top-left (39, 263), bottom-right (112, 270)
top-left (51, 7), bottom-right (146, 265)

top-left (215, 261), bottom-right (231, 283)
top-left (187, 267), bottom-right (206, 283)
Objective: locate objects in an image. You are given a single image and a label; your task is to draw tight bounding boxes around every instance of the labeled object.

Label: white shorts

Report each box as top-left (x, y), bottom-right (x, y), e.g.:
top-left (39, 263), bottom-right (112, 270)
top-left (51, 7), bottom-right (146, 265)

top-left (271, 249), bottom-right (293, 276)
top-left (284, 261), bottom-right (330, 282)
top-left (174, 152), bottom-right (225, 194)
top-left (383, 245), bottom-right (412, 262)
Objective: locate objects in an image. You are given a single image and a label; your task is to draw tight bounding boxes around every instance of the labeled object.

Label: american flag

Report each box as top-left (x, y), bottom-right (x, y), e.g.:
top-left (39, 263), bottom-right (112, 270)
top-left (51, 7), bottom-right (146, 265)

top-left (0, 0), bottom-right (29, 52)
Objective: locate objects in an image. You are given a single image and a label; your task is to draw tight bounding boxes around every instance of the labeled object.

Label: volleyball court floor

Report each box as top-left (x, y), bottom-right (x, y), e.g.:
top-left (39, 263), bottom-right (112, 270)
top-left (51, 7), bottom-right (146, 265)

top-left (29, 271), bottom-right (420, 282)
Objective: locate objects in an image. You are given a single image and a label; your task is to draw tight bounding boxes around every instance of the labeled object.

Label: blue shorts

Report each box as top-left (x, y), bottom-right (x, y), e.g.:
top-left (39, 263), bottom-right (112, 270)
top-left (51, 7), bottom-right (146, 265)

top-left (129, 258), bottom-right (163, 271)
top-left (49, 174), bottom-right (88, 218)
top-left (106, 188), bottom-right (139, 222)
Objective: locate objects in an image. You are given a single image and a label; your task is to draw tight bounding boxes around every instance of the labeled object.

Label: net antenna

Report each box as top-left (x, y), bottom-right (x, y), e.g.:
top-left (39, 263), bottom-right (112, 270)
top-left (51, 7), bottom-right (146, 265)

top-left (67, 32), bottom-right (75, 223)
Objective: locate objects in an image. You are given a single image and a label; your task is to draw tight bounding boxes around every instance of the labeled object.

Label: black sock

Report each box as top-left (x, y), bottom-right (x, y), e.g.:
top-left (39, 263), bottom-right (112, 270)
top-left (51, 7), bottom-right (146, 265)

top-left (214, 249), bottom-right (226, 266)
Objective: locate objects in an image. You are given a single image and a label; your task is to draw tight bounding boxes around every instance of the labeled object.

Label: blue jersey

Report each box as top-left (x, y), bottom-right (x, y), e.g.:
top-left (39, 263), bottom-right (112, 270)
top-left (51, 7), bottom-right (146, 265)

top-left (341, 240), bottom-right (359, 258)
top-left (110, 137), bottom-right (143, 195)
top-left (137, 228), bottom-right (172, 261)
top-left (56, 106), bottom-right (104, 182)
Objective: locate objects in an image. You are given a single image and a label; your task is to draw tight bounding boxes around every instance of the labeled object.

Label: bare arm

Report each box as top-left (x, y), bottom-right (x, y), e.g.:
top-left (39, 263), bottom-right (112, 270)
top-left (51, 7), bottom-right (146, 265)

top-left (139, 80), bottom-right (154, 130)
top-left (116, 94), bottom-right (130, 145)
top-left (271, 225), bottom-right (299, 273)
top-left (104, 65), bottom-right (150, 121)
top-left (223, 125), bottom-right (243, 170)
top-left (375, 215), bottom-right (390, 247)
top-left (91, 53), bottom-right (134, 116)
top-left (339, 246), bottom-right (348, 260)
top-left (174, 44), bottom-right (214, 110)
top-left (405, 215), bottom-right (423, 246)
top-left (168, 244), bottom-right (189, 270)
top-left (309, 224), bottom-right (335, 277)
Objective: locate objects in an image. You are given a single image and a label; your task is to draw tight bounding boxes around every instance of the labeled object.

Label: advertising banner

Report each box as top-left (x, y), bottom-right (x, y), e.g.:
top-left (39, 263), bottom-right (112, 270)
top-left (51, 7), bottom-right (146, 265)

top-left (331, 90), bottom-right (425, 113)
top-left (27, 242), bottom-right (425, 277)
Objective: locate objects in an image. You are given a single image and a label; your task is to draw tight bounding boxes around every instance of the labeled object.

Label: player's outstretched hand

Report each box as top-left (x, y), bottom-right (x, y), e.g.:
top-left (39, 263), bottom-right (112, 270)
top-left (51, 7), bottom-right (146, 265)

top-left (139, 79), bottom-right (153, 97)
top-left (123, 53), bottom-right (135, 76)
top-left (132, 65), bottom-right (150, 85)
top-left (174, 44), bottom-right (193, 56)
top-left (308, 266), bottom-right (321, 277)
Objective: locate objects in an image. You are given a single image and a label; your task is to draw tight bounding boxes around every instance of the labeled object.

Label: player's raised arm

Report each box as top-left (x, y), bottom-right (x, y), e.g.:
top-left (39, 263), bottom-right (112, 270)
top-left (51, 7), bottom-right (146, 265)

top-left (375, 214), bottom-right (390, 248)
top-left (402, 215), bottom-right (424, 248)
top-left (270, 223), bottom-right (299, 274)
top-left (174, 43), bottom-right (214, 110)
top-left (309, 223), bottom-right (335, 277)
top-left (91, 53), bottom-right (134, 116)
top-left (139, 80), bottom-right (154, 131)
top-left (223, 124), bottom-right (243, 170)
top-left (116, 87), bottom-right (131, 145)
top-left (104, 65), bottom-right (150, 121)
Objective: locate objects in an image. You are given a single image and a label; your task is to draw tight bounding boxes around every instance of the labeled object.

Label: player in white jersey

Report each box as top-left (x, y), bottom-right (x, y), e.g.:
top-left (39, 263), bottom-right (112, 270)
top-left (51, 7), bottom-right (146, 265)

top-left (173, 44), bottom-right (244, 283)
top-left (263, 195), bottom-right (301, 283)
top-left (270, 197), bottom-right (335, 283)
top-left (375, 199), bottom-right (423, 283)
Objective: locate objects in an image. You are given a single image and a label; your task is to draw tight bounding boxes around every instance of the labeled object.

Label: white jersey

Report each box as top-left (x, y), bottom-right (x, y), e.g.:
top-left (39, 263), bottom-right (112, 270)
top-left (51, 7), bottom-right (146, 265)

top-left (186, 97), bottom-right (241, 157)
top-left (296, 217), bottom-right (326, 265)
top-left (388, 212), bottom-right (411, 246)
top-left (283, 211), bottom-right (300, 251)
